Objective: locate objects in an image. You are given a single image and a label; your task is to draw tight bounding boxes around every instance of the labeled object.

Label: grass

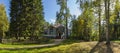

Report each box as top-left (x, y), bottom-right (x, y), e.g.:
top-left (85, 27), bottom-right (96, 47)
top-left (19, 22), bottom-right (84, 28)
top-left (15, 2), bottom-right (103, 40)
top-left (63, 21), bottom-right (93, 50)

top-left (0, 44), bottom-right (39, 48)
top-left (0, 39), bottom-right (119, 53)
top-left (112, 40), bottom-right (120, 43)
top-left (0, 42), bottom-right (96, 53)
top-left (0, 41), bottom-right (54, 48)
top-left (0, 39), bottom-right (80, 48)
top-left (0, 39), bottom-right (95, 53)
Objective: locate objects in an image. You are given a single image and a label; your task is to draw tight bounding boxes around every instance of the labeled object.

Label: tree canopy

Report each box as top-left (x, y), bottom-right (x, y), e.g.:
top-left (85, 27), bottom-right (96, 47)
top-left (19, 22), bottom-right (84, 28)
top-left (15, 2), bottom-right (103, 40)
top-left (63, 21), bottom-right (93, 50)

top-left (0, 4), bottom-right (9, 43)
top-left (10, 0), bottom-right (45, 40)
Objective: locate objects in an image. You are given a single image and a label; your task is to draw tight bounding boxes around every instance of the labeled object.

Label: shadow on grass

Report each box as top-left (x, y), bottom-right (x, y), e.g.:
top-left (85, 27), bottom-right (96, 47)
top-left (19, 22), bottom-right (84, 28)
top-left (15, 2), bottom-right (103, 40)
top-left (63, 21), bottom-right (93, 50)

top-left (90, 42), bottom-right (113, 53)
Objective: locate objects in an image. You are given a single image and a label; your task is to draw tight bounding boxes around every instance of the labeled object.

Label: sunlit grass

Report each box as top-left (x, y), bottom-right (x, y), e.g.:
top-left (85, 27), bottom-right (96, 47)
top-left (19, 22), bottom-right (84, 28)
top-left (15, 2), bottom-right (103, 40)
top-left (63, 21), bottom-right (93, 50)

top-left (0, 44), bottom-right (38, 48)
top-left (0, 39), bottom-right (120, 53)
top-left (0, 42), bottom-right (95, 53)
top-left (0, 39), bottom-right (97, 53)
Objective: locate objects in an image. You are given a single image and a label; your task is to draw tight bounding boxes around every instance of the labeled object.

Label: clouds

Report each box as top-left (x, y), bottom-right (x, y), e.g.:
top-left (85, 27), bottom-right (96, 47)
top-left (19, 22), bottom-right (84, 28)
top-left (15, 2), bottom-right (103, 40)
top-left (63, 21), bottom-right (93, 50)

top-left (50, 18), bottom-right (56, 24)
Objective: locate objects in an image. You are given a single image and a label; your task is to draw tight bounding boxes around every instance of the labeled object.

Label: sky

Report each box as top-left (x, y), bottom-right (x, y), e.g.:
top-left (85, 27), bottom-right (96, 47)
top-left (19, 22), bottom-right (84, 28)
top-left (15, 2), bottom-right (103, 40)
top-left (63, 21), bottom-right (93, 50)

top-left (0, 0), bottom-right (81, 23)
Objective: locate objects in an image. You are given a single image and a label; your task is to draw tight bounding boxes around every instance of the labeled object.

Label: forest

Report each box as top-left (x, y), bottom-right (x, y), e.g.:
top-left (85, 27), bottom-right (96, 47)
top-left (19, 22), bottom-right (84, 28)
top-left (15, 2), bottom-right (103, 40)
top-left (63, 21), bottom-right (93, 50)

top-left (0, 0), bottom-right (120, 53)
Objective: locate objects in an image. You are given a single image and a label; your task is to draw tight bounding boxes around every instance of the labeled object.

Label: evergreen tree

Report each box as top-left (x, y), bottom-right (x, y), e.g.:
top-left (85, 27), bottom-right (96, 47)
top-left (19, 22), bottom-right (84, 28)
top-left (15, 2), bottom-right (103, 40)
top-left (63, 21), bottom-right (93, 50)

top-left (55, 12), bottom-right (62, 24)
top-left (10, 0), bottom-right (44, 40)
top-left (76, 0), bottom-right (94, 41)
top-left (56, 0), bottom-right (71, 39)
top-left (10, 0), bottom-right (21, 39)
top-left (0, 4), bottom-right (9, 43)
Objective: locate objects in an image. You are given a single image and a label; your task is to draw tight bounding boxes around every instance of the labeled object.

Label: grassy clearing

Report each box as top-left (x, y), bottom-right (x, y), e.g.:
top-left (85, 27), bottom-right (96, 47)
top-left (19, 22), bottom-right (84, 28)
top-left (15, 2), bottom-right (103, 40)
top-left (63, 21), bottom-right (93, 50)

top-left (0, 42), bottom-right (96, 53)
top-left (0, 44), bottom-right (38, 48)
top-left (0, 39), bottom-right (54, 48)
top-left (0, 39), bottom-right (97, 53)
top-left (0, 39), bottom-right (79, 48)
top-left (0, 40), bottom-right (119, 53)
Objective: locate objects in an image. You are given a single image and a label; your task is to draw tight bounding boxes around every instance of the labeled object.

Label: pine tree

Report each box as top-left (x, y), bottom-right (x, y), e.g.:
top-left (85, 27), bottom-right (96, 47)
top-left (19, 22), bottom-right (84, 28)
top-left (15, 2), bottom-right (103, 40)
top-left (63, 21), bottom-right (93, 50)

top-left (10, 0), bottom-right (44, 40)
top-left (76, 0), bottom-right (94, 41)
top-left (0, 4), bottom-right (9, 43)
top-left (55, 12), bottom-right (62, 24)
top-left (10, 0), bottom-right (22, 39)
top-left (56, 0), bottom-right (71, 39)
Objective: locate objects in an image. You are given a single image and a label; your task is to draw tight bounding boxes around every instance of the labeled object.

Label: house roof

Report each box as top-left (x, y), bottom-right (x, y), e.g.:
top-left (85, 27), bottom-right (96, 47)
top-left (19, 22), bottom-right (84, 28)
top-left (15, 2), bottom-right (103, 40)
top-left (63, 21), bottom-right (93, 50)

top-left (49, 23), bottom-right (64, 28)
top-left (54, 23), bottom-right (64, 28)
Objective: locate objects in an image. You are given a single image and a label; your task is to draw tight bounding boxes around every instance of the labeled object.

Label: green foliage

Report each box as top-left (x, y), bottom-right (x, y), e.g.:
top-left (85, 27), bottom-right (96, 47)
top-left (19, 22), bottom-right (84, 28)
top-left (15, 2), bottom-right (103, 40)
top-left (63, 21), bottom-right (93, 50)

top-left (0, 4), bottom-right (9, 34)
top-left (10, 0), bottom-right (45, 39)
top-left (73, 0), bottom-right (120, 41)
top-left (56, 0), bottom-right (71, 38)
top-left (71, 4), bottom-right (94, 41)
top-left (109, 0), bottom-right (120, 40)
top-left (0, 4), bottom-right (9, 43)
top-left (55, 12), bottom-right (63, 24)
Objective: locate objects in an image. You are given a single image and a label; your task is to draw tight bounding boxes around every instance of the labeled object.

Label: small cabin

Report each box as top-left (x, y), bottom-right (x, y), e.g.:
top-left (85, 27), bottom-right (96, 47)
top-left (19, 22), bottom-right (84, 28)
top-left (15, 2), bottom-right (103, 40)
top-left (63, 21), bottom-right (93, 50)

top-left (44, 24), bottom-right (65, 39)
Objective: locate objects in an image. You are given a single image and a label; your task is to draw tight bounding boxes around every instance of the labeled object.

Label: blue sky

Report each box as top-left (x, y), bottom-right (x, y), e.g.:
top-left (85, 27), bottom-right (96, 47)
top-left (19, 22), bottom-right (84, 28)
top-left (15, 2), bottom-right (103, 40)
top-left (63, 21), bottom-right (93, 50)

top-left (0, 0), bottom-right (81, 23)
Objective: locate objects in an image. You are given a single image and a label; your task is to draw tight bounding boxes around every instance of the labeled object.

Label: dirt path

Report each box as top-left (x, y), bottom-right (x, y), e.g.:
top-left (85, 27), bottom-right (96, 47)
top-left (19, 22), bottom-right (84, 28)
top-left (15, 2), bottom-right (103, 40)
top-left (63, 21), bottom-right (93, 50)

top-left (0, 39), bottom-right (64, 50)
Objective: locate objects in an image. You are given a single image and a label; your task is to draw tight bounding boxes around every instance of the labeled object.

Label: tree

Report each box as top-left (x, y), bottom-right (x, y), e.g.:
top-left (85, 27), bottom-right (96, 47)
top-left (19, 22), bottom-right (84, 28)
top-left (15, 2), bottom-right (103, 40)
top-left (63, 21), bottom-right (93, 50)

top-left (71, 15), bottom-right (79, 39)
top-left (0, 4), bottom-right (9, 43)
top-left (56, 0), bottom-right (71, 39)
top-left (113, 0), bottom-right (120, 40)
top-left (75, 0), bottom-right (94, 41)
top-left (110, 0), bottom-right (120, 40)
top-left (92, 0), bottom-right (103, 41)
top-left (104, 0), bottom-right (110, 44)
top-left (98, 1), bottom-right (102, 42)
top-left (55, 12), bottom-right (62, 24)
top-left (10, 0), bottom-right (20, 39)
top-left (10, 0), bottom-right (44, 40)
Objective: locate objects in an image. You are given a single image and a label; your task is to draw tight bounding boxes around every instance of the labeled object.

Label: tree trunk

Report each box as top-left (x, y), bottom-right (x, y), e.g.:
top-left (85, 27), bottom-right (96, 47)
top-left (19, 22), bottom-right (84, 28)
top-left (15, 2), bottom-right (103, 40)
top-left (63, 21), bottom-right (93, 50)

top-left (98, 1), bottom-right (102, 42)
top-left (24, 36), bottom-right (26, 39)
top-left (65, 0), bottom-right (69, 39)
top-left (0, 35), bottom-right (2, 43)
top-left (105, 0), bottom-right (110, 44)
top-left (65, 16), bottom-right (68, 39)
top-left (0, 30), bottom-right (4, 43)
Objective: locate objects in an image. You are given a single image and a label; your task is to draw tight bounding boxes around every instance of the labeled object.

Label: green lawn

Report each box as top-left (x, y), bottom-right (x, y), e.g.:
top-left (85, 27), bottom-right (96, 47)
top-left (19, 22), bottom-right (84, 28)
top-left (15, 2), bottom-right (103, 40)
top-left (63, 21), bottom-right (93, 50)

top-left (0, 43), bottom-right (96, 53)
top-left (0, 38), bottom-right (54, 48)
top-left (0, 40), bottom-right (119, 53)
top-left (0, 39), bottom-right (78, 48)
top-left (0, 44), bottom-right (39, 48)
top-left (0, 39), bottom-right (96, 53)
